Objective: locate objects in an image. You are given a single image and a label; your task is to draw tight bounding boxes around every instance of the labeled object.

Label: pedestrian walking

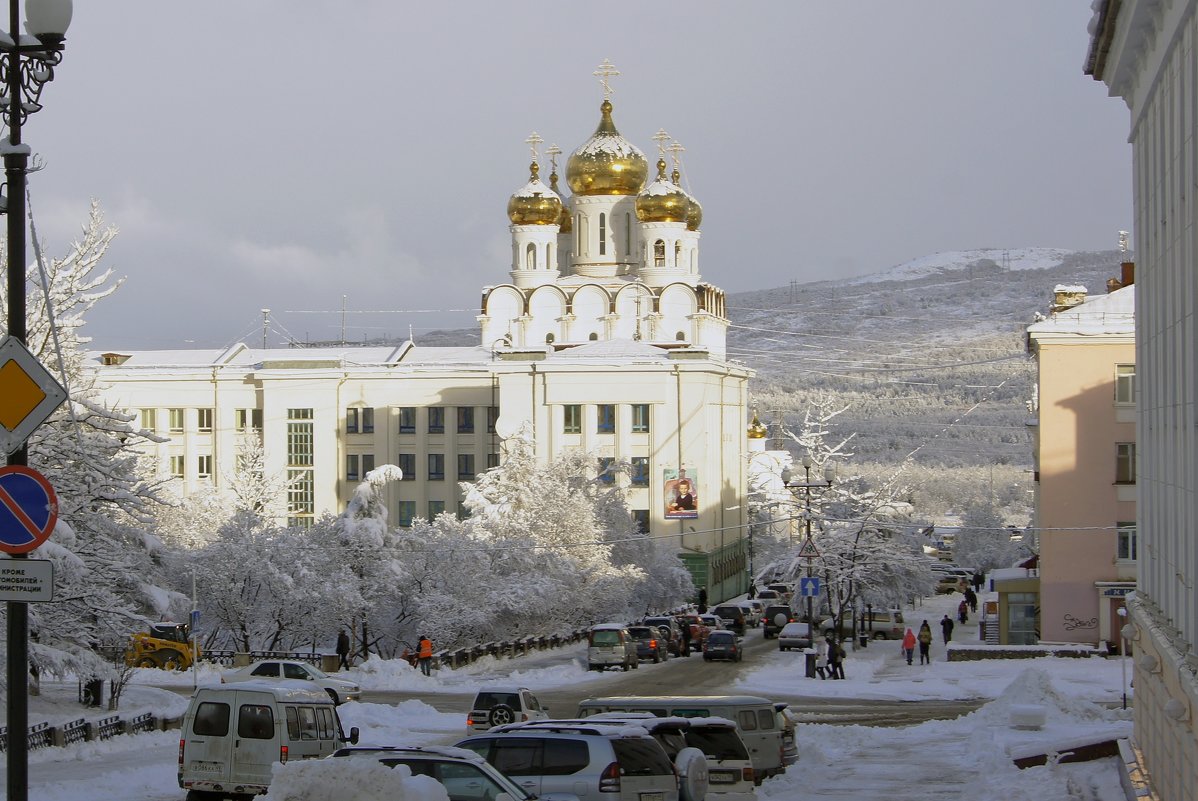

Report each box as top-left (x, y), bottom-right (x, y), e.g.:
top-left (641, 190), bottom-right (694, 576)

top-left (940, 614), bottom-right (955, 645)
top-left (815, 637), bottom-right (829, 679)
top-left (917, 621), bottom-right (933, 664)
top-left (826, 635), bottom-right (846, 679)
top-left (964, 586), bottom-right (978, 614)
top-left (901, 627), bottom-right (916, 665)
top-left (336, 628), bottom-right (351, 670)
top-left (972, 570), bottom-right (985, 593)
top-left (957, 599), bottom-right (969, 624)
top-left (417, 634), bottom-right (434, 677)
top-left (679, 619), bottom-right (692, 657)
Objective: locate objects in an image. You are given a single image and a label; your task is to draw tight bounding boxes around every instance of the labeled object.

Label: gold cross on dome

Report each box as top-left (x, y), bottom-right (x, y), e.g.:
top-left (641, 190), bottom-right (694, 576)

top-left (652, 129), bottom-right (671, 157)
top-left (593, 58), bottom-right (620, 100)
top-left (525, 132), bottom-right (543, 162)
top-left (546, 144), bottom-right (562, 172)
top-left (667, 139), bottom-right (686, 169)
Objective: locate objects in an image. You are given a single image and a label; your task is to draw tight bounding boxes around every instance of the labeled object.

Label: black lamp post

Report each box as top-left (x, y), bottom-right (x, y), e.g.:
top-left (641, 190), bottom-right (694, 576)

top-left (1, 2), bottom-right (71, 799)
top-left (781, 455), bottom-right (836, 638)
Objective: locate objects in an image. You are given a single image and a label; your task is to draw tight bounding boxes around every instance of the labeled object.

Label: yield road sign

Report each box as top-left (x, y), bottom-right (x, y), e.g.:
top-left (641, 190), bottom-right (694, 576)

top-left (0, 336), bottom-right (67, 455)
top-left (0, 466), bottom-right (59, 554)
top-left (799, 576), bottom-right (821, 597)
top-left (0, 558), bottom-right (54, 601)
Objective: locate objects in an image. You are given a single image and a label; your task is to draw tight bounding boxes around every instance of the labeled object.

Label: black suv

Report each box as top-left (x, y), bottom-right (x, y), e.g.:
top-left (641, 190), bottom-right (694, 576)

top-left (711, 604), bottom-right (747, 635)
top-left (642, 615), bottom-right (685, 657)
top-left (761, 604), bottom-right (794, 638)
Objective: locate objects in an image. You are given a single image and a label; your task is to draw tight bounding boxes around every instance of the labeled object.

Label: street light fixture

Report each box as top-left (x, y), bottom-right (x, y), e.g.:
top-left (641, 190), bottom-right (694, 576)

top-left (781, 456), bottom-right (836, 647)
top-left (1, 3), bottom-right (72, 800)
top-left (1117, 606), bottom-right (1130, 710)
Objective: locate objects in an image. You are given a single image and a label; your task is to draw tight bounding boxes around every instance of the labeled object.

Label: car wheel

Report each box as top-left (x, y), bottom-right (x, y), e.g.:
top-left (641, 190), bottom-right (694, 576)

top-left (136, 657), bottom-right (157, 668)
top-left (326, 688), bottom-right (340, 705)
top-left (488, 704), bottom-right (516, 727)
top-left (874, 632), bottom-right (887, 640)
top-left (654, 653), bottom-right (661, 664)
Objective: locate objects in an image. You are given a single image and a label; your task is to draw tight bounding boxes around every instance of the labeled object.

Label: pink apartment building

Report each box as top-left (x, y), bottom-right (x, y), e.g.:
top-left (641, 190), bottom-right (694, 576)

top-left (1022, 273), bottom-right (1136, 648)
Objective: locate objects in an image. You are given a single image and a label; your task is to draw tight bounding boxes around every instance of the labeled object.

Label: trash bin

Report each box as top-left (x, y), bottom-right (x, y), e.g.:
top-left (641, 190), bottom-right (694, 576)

top-left (321, 653), bottom-right (341, 673)
top-left (804, 649), bottom-right (817, 678)
top-left (859, 635), bottom-right (869, 648)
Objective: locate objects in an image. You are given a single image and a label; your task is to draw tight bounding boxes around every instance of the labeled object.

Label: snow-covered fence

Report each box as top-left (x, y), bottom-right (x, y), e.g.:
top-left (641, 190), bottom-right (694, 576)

top-left (95, 715), bottom-right (123, 740)
top-left (128, 713), bottom-right (156, 735)
top-left (0, 722), bottom-right (54, 753)
top-left (435, 628), bottom-right (590, 670)
top-left (3, 711), bottom-right (173, 751)
top-left (61, 718), bottom-right (88, 746)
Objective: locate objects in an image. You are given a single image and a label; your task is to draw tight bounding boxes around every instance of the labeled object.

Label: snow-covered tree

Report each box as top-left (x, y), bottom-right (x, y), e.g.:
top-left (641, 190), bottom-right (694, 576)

top-left (1, 203), bottom-right (184, 683)
top-left (954, 500), bottom-right (1030, 571)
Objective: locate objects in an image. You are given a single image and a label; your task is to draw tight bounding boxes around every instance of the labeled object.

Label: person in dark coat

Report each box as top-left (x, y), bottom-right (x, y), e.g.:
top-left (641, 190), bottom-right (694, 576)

top-left (972, 570), bottom-right (985, 593)
top-left (336, 629), bottom-right (351, 670)
top-left (917, 621), bottom-right (933, 664)
top-left (964, 586), bottom-right (978, 613)
top-left (826, 635), bottom-right (846, 679)
top-left (940, 614), bottom-right (955, 645)
top-left (679, 618), bottom-right (692, 657)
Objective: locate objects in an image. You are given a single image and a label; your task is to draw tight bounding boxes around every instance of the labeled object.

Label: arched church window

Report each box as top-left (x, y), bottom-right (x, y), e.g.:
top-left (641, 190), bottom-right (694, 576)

top-left (599, 213), bottom-right (607, 256)
top-left (654, 239), bottom-right (666, 267)
top-left (674, 241), bottom-right (682, 266)
top-left (576, 215), bottom-right (583, 256)
top-left (526, 243), bottom-right (537, 270)
top-left (625, 213), bottom-right (632, 255)
top-left (589, 332), bottom-right (598, 341)
top-left (676, 331), bottom-right (686, 341)
top-left (546, 332), bottom-right (556, 344)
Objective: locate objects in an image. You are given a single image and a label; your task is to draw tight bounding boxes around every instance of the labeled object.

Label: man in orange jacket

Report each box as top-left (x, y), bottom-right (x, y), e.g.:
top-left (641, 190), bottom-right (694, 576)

top-left (417, 635), bottom-right (434, 677)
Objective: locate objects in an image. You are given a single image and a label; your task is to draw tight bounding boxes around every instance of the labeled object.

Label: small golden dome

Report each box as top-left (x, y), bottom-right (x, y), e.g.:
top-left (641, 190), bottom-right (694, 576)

top-left (566, 100), bottom-right (649, 196)
top-left (747, 409), bottom-right (767, 439)
top-left (672, 166), bottom-right (703, 231)
top-left (636, 159), bottom-right (691, 223)
top-left (507, 162), bottom-right (563, 225)
top-left (549, 169), bottom-right (572, 233)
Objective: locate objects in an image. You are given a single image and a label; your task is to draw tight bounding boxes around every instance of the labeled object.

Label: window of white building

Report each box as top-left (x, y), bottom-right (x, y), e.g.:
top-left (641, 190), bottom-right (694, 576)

top-left (563, 404), bottom-right (581, 434)
top-left (1115, 364), bottom-right (1135, 404)
top-left (168, 408), bottom-right (184, 433)
top-left (197, 408), bottom-right (213, 433)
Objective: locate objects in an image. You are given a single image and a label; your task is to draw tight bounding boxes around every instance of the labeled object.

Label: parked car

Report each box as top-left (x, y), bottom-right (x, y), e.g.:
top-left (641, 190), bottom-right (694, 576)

top-left (677, 613), bottom-right (711, 652)
top-left (329, 744), bottom-right (568, 801)
top-left (711, 604), bottom-right (747, 635)
top-left (503, 717), bottom-right (710, 801)
top-left (642, 615), bottom-right (686, 657)
top-left (766, 584), bottom-right (795, 603)
top-left (704, 630), bottom-right (743, 662)
top-left (777, 622), bottom-right (813, 651)
top-left (698, 613), bottom-right (725, 631)
top-left (588, 623), bottom-right (639, 671)
top-left (221, 659), bottom-right (361, 704)
top-left (738, 600), bottom-right (765, 628)
top-left (753, 588), bottom-right (781, 603)
top-left (467, 686), bottom-right (551, 732)
top-left (457, 722), bottom-right (681, 801)
top-left (936, 574), bottom-right (969, 594)
top-left (820, 609), bottom-right (905, 640)
top-left (762, 604), bottom-right (795, 639)
top-left (627, 625), bottom-right (670, 664)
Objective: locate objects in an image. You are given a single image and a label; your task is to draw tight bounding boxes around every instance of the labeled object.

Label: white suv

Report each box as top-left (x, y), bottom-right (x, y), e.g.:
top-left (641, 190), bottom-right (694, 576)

top-left (466, 686), bottom-right (550, 732)
top-left (457, 722), bottom-right (680, 801)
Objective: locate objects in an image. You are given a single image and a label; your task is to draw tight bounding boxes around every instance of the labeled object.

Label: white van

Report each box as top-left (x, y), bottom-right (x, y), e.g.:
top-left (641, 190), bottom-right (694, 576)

top-left (178, 682), bottom-right (359, 799)
top-left (576, 695), bottom-right (786, 782)
top-left (587, 623), bottom-right (639, 671)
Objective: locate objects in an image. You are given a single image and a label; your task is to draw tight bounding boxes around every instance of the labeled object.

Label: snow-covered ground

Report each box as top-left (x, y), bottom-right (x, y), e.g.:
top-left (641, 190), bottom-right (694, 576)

top-left (4, 590), bottom-right (1136, 800)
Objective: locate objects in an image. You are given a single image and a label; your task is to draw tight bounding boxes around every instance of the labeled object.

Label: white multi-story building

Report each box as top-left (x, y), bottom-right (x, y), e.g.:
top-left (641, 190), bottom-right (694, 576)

top-left (1088, 3), bottom-right (1198, 798)
top-left (90, 76), bottom-right (754, 603)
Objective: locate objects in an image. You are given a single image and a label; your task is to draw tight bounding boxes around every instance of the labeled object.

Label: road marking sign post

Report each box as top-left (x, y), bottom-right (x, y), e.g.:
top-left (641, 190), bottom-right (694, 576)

top-left (0, 466), bottom-right (59, 555)
top-left (0, 336), bottom-right (67, 456)
top-left (799, 576), bottom-right (821, 597)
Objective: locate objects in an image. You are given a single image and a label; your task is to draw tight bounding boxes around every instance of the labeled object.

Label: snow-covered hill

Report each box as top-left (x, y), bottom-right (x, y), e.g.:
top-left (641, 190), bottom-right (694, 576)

top-left (843, 247), bottom-right (1077, 285)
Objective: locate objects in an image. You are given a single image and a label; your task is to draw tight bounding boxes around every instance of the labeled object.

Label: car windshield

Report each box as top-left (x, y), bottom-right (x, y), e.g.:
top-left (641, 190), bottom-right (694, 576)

top-left (591, 630), bottom-right (621, 646)
top-left (612, 738), bottom-right (675, 776)
top-left (628, 627), bottom-right (656, 640)
top-left (474, 692), bottom-right (520, 710)
top-left (685, 728), bottom-right (750, 760)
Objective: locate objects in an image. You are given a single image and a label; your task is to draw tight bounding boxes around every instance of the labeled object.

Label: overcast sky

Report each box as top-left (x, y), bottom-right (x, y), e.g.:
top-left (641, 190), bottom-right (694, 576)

top-left (22, 2), bottom-right (1130, 349)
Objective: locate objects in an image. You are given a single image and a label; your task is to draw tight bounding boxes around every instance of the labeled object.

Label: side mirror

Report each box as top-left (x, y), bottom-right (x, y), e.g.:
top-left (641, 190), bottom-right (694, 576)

top-left (348, 726), bottom-right (359, 745)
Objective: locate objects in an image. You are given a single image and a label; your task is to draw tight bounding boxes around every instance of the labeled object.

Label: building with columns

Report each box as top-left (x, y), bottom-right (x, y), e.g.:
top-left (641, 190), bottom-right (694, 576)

top-left (90, 68), bottom-right (754, 603)
top-left (1087, 3), bottom-right (1198, 798)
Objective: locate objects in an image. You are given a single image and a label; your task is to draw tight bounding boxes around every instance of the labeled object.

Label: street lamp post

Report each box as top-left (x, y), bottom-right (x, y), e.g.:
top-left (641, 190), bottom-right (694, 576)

top-left (1, 3), bottom-right (72, 800)
top-left (1117, 606), bottom-right (1130, 710)
top-left (781, 455), bottom-right (836, 639)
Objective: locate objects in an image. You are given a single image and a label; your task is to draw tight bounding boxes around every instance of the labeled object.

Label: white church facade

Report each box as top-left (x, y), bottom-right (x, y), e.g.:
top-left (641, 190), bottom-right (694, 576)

top-left (89, 66), bottom-right (755, 604)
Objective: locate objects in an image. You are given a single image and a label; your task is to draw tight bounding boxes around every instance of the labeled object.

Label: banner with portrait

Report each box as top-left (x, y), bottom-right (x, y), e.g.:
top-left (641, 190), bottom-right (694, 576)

top-left (663, 467), bottom-right (698, 519)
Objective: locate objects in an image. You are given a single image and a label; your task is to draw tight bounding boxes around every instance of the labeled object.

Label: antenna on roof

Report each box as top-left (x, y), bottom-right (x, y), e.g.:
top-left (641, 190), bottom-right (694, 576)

top-left (261, 309), bottom-right (270, 349)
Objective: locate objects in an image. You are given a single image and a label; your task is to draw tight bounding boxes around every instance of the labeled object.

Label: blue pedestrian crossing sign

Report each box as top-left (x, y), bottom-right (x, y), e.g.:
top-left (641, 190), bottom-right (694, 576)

top-left (799, 576), bottom-right (821, 597)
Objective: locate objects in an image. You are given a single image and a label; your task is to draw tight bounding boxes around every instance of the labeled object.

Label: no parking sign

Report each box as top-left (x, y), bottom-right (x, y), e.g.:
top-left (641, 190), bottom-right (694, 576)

top-left (0, 465), bottom-right (58, 554)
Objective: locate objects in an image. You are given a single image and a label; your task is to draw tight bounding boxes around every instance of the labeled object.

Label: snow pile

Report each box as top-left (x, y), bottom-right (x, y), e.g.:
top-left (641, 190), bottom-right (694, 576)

top-left (336, 699), bottom-right (466, 744)
top-left (967, 666), bottom-right (1119, 726)
top-left (264, 757), bottom-right (448, 801)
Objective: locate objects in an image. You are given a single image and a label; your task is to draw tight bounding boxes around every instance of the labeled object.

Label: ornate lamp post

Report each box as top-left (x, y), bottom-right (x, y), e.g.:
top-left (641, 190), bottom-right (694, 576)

top-left (781, 455), bottom-right (836, 638)
top-left (1, 2), bottom-right (72, 799)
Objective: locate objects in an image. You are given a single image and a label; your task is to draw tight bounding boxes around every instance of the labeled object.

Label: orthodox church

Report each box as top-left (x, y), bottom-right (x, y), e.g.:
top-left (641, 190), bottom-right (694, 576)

top-left (89, 62), bottom-right (753, 603)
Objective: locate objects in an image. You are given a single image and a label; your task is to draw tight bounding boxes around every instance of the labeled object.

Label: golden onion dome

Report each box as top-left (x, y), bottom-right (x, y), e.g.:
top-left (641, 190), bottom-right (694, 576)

top-left (549, 169), bottom-right (572, 233)
top-left (566, 100), bottom-right (649, 196)
top-left (507, 162), bottom-right (563, 225)
top-left (673, 166), bottom-right (703, 231)
top-left (636, 159), bottom-right (691, 223)
top-left (747, 409), bottom-right (768, 439)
